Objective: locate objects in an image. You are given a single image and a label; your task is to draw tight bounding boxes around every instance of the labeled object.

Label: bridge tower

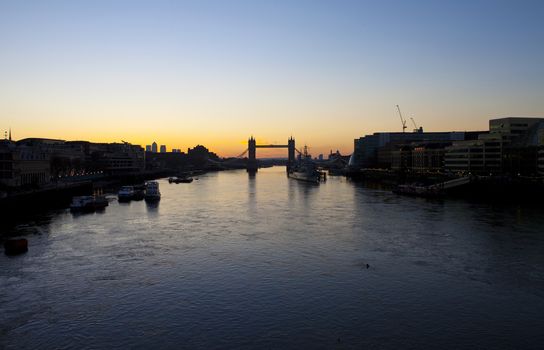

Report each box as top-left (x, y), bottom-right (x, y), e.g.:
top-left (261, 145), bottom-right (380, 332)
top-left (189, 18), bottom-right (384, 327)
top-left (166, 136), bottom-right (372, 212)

top-left (287, 137), bottom-right (295, 171)
top-left (247, 136), bottom-right (257, 172)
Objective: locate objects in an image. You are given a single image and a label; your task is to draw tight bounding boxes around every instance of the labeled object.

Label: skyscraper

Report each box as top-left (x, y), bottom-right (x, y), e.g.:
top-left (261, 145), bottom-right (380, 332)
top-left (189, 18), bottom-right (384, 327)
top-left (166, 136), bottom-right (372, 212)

top-left (145, 145), bottom-right (151, 152)
top-left (160, 145), bottom-right (166, 153)
top-left (152, 142), bottom-right (157, 153)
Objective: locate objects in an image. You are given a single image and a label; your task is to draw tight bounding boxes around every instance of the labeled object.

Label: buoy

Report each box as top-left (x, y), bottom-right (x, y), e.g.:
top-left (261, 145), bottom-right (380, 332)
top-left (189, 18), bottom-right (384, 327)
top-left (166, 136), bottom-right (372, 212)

top-left (4, 239), bottom-right (28, 255)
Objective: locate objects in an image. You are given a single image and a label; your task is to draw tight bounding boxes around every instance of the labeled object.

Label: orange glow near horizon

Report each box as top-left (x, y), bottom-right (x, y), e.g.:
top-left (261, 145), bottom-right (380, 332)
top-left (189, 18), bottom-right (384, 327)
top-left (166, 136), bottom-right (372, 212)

top-left (1, 1), bottom-right (544, 159)
top-left (5, 97), bottom-right (543, 158)
top-left (5, 125), bottom-right (354, 158)
top-left (4, 96), bottom-right (523, 159)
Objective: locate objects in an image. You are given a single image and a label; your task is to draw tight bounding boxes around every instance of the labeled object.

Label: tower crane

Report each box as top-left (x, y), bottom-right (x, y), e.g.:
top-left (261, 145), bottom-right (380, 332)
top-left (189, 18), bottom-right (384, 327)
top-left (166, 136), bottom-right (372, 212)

top-left (410, 117), bottom-right (423, 133)
top-left (410, 117), bottom-right (418, 131)
top-left (396, 105), bottom-right (407, 133)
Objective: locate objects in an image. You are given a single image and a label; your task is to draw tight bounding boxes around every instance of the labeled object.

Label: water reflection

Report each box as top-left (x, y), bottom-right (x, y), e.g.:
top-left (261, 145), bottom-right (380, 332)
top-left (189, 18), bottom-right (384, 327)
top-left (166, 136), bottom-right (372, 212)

top-left (145, 201), bottom-right (160, 212)
top-left (1, 167), bottom-right (544, 349)
top-left (247, 173), bottom-right (256, 216)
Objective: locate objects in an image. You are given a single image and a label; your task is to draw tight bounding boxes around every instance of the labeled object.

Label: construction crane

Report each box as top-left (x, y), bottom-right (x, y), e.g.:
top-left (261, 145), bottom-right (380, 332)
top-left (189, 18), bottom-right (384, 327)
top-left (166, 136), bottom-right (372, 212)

top-left (410, 117), bottom-right (418, 131)
top-left (410, 117), bottom-right (423, 133)
top-left (410, 117), bottom-right (417, 129)
top-left (396, 104), bottom-right (407, 133)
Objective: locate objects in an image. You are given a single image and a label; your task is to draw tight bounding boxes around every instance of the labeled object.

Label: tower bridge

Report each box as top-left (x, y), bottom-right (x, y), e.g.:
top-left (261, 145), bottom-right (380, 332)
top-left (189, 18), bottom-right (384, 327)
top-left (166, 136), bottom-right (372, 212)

top-left (246, 136), bottom-right (296, 172)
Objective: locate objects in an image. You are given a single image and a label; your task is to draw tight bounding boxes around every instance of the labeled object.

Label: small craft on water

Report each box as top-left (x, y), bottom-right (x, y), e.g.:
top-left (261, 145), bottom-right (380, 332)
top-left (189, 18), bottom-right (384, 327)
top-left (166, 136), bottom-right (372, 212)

top-left (392, 183), bottom-right (443, 197)
top-left (392, 176), bottom-right (472, 198)
top-left (132, 188), bottom-right (145, 200)
top-left (118, 186), bottom-right (135, 202)
top-left (174, 177), bottom-right (193, 183)
top-left (169, 176), bottom-right (193, 183)
top-left (145, 181), bottom-right (161, 202)
top-left (70, 195), bottom-right (109, 212)
top-left (132, 184), bottom-right (146, 200)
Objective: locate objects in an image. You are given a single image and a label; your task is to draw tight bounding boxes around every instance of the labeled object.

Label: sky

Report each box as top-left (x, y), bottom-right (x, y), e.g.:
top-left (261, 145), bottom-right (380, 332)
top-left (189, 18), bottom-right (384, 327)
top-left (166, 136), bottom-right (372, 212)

top-left (1, 0), bottom-right (543, 157)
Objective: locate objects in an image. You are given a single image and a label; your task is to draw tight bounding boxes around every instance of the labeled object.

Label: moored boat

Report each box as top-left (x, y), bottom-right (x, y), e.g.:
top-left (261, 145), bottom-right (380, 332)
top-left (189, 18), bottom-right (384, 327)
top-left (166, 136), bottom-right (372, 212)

top-left (393, 176), bottom-right (471, 198)
top-left (93, 195), bottom-right (109, 209)
top-left (145, 181), bottom-right (161, 202)
top-left (288, 167), bottom-right (321, 184)
top-left (287, 146), bottom-right (323, 184)
top-left (70, 195), bottom-right (109, 212)
top-left (132, 188), bottom-right (145, 200)
top-left (118, 186), bottom-right (135, 202)
top-left (392, 184), bottom-right (443, 197)
top-left (174, 177), bottom-right (193, 183)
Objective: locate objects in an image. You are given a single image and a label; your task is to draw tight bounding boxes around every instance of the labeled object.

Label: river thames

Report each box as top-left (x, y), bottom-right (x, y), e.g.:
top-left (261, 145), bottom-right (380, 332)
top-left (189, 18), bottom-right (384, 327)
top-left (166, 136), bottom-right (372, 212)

top-left (1, 167), bottom-right (544, 349)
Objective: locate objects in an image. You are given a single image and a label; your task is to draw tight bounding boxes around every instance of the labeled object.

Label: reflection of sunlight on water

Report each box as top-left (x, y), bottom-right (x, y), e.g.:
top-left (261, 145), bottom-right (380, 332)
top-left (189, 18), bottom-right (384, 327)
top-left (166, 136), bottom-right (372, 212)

top-left (1, 167), bottom-right (544, 349)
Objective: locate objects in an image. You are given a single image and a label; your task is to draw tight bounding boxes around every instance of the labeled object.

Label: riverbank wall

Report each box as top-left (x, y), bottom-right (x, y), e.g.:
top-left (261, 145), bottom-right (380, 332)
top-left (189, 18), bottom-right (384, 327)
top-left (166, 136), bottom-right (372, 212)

top-left (346, 169), bottom-right (544, 202)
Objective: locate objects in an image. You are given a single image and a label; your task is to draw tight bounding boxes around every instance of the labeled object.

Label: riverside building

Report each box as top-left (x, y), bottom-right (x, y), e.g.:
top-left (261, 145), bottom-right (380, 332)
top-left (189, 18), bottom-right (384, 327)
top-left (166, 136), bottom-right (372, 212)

top-left (0, 139), bottom-right (51, 188)
top-left (1, 138), bottom-right (145, 189)
top-left (444, 117), bottom-right (544, 175)
top-left (350, 116), bottom-right (544, 176)
top-left (350, 130), bottom-right (482, 169)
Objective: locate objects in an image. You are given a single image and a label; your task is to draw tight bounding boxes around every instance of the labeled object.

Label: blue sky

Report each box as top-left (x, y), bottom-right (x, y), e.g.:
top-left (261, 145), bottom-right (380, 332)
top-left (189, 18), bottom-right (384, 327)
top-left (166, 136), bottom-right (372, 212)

top-left (1, 0), bottom-right (543, 155)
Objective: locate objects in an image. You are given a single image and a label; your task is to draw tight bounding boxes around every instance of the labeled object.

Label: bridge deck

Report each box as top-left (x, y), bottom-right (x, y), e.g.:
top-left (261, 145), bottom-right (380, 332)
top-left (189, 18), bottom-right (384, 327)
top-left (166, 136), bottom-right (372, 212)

top-left (255, 145), bottom-right (289, 148)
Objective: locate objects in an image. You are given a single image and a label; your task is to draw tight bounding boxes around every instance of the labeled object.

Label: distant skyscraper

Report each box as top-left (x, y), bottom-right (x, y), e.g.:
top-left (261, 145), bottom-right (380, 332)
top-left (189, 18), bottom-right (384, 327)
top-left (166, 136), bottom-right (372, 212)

top-left (160, 145), bottom-right (166, 153)
top-left (152, 142), bottom-right (158, 153)
top-left (146, 145), bottom-right (151, 152)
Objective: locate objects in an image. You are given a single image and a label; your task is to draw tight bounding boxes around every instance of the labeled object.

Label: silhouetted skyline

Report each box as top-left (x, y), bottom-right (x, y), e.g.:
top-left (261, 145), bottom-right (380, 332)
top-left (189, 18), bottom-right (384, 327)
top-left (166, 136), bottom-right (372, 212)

top-left (1, 0), bottom-right (543, 157)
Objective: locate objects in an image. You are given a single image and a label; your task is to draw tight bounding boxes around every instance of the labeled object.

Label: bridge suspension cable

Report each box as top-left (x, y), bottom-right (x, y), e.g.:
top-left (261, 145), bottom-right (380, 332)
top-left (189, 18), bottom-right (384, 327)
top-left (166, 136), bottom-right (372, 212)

top-left (235, 149), bottom-right (248, 158)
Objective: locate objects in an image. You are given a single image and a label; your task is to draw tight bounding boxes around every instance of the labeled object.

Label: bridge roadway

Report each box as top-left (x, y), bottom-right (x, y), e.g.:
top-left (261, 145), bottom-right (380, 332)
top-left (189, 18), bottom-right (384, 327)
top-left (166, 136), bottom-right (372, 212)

top-left (254, 144), bottom-right (289, 148)
top-left (247, 136), bottom-right (296, 172)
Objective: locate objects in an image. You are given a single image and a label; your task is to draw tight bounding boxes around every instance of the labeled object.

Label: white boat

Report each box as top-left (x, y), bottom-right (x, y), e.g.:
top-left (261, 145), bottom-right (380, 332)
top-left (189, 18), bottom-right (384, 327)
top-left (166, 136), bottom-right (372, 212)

top-left (70, 195), bottom-right (108, 212)
top-left (118, 186), bottom-right (135, 201)
top-left (145, 181), bottom-right (161, 201)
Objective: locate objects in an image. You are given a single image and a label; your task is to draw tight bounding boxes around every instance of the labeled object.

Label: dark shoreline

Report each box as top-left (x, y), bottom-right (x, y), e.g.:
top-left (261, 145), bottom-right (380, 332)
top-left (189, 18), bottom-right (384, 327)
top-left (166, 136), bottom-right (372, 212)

top-left (0, 169), bottom-right (179, 212)
top-left (346, 169), bottom-right (544, 203)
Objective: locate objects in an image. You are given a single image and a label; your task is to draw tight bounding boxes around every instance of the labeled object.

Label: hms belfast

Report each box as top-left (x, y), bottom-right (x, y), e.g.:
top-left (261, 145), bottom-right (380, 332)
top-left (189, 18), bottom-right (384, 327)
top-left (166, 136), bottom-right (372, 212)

top-left (287, 145), bottom-right (324, 184)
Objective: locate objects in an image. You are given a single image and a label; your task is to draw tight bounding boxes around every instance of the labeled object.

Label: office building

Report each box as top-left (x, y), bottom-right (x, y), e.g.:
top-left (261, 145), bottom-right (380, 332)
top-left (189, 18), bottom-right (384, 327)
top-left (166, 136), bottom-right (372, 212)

top-left (351, 131), bottom-right (482, 168)
top-left (444, 117), bottom-right (544, 175)
top-left (444, 135), bottom-right (503, 175)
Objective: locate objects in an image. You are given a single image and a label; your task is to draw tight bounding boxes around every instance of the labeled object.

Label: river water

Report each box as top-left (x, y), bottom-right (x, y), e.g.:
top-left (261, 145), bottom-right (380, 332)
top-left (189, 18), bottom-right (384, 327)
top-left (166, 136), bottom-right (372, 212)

top-left (1, 167), bottom-right (544, 349)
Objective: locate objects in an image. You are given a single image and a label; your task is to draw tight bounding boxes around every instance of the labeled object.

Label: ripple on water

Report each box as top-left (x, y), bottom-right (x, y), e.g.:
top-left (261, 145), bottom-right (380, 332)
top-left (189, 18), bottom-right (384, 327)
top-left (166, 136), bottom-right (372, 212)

top-left (1, 169), bottom-right (544, 349)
